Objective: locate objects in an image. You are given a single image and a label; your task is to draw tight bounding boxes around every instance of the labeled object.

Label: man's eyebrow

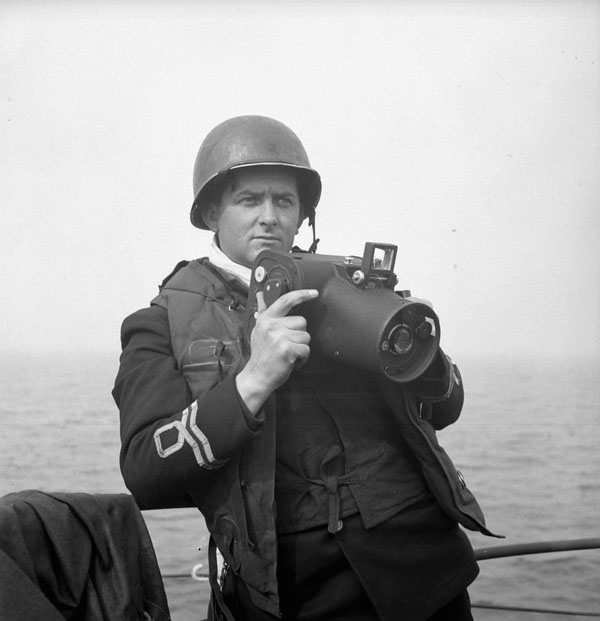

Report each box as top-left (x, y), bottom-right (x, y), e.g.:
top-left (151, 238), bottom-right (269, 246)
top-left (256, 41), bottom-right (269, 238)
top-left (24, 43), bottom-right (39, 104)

top-left (231, 186), bottom-right (262, 196)
top-left (232, 187), bottom-right (297, 197)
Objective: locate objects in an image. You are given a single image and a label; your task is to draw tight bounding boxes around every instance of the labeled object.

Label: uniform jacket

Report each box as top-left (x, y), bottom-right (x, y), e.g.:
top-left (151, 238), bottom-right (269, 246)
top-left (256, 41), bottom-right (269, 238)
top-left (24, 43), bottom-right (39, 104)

top-left (114, 259), bottom-right (494, 617)
top-left (0, 491), bottom-right (169, 621)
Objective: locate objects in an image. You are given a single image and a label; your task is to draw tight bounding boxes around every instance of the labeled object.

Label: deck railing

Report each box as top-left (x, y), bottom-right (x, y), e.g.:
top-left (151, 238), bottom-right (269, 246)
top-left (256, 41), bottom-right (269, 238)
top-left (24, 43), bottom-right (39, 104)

top-left (162, 537), bottom-right (600, 618)
top-left (470, 537), bottom-right (600, 618)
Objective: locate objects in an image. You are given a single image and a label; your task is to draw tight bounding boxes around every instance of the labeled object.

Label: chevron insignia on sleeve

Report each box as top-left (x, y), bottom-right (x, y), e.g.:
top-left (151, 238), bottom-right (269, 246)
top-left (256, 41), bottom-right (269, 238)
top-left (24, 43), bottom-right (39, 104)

top-left (153, 402), bottom-right (227, 469)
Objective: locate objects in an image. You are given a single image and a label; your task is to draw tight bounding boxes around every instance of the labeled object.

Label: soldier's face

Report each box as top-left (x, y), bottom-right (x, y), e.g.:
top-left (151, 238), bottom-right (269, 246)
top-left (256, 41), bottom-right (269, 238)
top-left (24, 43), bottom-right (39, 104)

top-left (204, 167), bottom-right (302, 268)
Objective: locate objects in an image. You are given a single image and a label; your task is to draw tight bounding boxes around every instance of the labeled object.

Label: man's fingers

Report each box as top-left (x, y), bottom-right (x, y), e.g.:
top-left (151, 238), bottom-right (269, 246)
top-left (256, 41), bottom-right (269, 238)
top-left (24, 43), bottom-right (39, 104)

top-left (292, 344), bottom-right (311, 367)
top-left (259, 289), bottom-right (318, 317)
top-left (256, 291), bottom-right (267, 314)
top-left (285, 326), bottom-right (311, 345)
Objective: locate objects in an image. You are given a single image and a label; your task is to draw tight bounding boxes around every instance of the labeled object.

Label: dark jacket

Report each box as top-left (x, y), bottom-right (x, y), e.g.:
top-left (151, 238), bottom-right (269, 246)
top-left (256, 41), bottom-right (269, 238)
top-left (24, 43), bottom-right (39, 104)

top-left (0, 490), bottom-right (170, 621)
top-left (114, 259), bottom-right (494, 617)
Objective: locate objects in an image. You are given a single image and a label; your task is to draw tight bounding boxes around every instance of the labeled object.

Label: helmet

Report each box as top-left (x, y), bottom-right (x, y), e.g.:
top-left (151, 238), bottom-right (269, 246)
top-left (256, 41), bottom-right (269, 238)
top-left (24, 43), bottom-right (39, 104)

top-left (190, 115), bottom-right (322, 229)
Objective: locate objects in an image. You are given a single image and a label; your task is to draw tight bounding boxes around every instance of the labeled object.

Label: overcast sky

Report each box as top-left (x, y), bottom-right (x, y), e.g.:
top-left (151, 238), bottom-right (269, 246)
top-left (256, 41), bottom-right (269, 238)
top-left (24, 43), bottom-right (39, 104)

top-left (1, 0), bottom-right (599, 360)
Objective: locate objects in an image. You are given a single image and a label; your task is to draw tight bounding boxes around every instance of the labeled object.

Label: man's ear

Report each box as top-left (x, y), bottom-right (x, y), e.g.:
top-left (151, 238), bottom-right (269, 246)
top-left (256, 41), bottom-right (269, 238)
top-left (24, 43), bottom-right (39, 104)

top-left (202, 203), bottom-right (220, 232)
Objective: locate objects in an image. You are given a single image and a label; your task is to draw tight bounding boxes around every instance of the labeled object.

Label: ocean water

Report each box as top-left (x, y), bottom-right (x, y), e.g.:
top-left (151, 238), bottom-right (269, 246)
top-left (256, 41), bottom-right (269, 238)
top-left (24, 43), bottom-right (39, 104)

top-left (1, 351), bottom-right (599, 620)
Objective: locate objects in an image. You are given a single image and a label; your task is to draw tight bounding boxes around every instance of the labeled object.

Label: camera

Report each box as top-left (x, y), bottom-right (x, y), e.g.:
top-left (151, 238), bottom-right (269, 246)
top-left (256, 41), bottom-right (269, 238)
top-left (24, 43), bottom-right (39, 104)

top-left (244, 242), bottom-right (440, 382)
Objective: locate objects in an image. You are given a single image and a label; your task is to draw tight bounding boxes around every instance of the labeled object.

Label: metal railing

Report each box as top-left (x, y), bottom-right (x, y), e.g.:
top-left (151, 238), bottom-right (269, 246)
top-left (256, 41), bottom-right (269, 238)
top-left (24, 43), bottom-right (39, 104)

top-left (162, 537), bottom-right (600, 617)
top-left (471, 538), bottom-right (600, 618)
top-left (474, 537), bottom-right (600, 560)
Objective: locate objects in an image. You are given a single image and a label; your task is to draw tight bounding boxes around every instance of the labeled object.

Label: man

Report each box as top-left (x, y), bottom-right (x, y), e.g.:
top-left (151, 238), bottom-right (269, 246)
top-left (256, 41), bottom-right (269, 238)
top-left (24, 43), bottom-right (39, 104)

top-left (114, 115), bottom-right (494, 620)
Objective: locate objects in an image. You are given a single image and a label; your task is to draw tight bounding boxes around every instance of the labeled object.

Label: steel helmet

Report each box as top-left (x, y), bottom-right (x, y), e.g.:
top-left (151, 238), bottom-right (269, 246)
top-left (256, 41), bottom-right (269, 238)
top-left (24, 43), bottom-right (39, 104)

top-left (190, 115), bottom-right (322, 230)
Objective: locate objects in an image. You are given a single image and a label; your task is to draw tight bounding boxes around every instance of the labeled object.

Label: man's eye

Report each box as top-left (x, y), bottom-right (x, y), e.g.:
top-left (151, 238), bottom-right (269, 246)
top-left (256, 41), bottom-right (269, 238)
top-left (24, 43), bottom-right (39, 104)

top-left (239, 196), bottom-right (256, 205)
top-left (277, 198), bottom-right (294, 207)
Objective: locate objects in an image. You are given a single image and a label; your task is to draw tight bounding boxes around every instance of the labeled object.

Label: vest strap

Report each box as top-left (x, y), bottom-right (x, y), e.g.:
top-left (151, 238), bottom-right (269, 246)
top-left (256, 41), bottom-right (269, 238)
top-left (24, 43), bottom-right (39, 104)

top-left (307, 446), bottom-right (365, 534)
top-left (208, 536), bottom-right (235, 621)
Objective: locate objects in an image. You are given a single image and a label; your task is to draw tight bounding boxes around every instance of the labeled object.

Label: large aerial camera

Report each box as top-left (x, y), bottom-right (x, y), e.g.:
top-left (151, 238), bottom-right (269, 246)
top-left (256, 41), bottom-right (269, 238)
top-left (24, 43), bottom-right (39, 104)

top-left (244, 243), bottom-right (440, 382)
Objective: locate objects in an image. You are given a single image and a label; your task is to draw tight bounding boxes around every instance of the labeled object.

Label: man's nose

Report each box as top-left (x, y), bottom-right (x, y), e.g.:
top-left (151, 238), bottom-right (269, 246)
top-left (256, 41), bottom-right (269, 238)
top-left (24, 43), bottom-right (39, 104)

top-left (258, 199), bottom-right (278, 225)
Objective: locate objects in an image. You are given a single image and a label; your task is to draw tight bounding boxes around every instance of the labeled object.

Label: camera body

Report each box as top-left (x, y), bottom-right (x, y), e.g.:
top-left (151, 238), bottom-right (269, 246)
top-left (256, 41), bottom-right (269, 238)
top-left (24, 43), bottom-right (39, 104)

top-left (244, 243), bottom-right (440, 382)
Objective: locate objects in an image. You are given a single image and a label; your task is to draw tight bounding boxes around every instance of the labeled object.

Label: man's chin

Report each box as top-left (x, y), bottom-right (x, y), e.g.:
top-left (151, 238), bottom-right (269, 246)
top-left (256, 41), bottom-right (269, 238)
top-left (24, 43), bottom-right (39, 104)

top-left (246, 238), bottom-right (293, 266)
top-left (254, 239), bottom-right (287, 253)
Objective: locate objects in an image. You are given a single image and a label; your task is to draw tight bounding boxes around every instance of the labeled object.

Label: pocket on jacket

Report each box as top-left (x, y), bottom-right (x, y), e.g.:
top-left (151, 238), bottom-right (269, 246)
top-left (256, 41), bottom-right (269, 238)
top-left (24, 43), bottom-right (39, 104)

top-left (182, 339), bottom-right (243, 393)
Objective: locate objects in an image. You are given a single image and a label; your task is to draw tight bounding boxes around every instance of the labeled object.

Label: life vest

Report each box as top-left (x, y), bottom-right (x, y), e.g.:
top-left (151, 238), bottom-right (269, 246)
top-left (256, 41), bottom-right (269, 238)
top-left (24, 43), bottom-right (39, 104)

top-left (152, 259), bottom-right (281, 615)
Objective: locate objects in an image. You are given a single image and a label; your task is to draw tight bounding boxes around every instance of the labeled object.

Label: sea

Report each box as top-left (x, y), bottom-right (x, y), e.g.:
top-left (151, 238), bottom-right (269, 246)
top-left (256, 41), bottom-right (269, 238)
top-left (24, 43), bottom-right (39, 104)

top-left (1, 351), bottom-right (599, 621)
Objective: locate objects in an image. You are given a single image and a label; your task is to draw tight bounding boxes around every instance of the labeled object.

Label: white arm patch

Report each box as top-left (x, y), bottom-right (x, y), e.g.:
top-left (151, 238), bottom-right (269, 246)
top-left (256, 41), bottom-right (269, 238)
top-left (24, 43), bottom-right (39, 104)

top-left (153, 403), bottom-right (227, 469)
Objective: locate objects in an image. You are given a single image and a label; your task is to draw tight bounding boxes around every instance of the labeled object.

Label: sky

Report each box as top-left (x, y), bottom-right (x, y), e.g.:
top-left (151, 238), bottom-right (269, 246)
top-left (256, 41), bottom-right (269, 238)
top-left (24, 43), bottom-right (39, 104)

top-left (1, 0), bottom-right (599, 360)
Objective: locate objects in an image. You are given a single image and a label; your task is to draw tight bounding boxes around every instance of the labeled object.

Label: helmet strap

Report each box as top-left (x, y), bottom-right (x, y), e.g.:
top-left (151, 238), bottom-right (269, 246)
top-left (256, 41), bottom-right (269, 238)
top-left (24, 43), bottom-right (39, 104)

top-left (308, 218), bottom-right (320, 253)
top-left (292, 215), bottom-right (319, 254)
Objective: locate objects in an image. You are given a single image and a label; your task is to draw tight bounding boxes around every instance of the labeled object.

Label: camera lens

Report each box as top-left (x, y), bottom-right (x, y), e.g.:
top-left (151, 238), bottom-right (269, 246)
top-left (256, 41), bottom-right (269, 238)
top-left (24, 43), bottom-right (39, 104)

top-left (389, 325), bottom-right (413, 355)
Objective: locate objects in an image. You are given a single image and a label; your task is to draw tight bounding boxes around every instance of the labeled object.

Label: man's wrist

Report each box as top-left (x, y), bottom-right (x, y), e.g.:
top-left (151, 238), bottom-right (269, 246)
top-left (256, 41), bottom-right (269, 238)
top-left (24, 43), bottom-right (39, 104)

top-left (235, 367), bottom-right (271, 415)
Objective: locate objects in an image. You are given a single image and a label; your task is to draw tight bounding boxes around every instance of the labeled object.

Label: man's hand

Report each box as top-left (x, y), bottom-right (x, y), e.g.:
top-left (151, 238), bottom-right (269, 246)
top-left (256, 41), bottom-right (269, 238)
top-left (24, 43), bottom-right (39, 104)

top-left (236, 289), bottom-right (318, 414)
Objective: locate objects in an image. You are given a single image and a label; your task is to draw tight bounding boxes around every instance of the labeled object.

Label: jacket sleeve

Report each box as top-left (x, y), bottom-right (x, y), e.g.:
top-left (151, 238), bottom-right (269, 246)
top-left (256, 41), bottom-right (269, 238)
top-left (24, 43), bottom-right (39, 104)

top-left (405, 349), bottom-right (464, 430)
top-left (112, 305), bottom-right (264, 509)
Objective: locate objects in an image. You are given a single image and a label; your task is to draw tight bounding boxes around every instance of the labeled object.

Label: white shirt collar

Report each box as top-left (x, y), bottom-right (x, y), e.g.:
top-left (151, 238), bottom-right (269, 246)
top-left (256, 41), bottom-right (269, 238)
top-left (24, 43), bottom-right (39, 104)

top-left (207, 236), bottom-right (252, 288)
